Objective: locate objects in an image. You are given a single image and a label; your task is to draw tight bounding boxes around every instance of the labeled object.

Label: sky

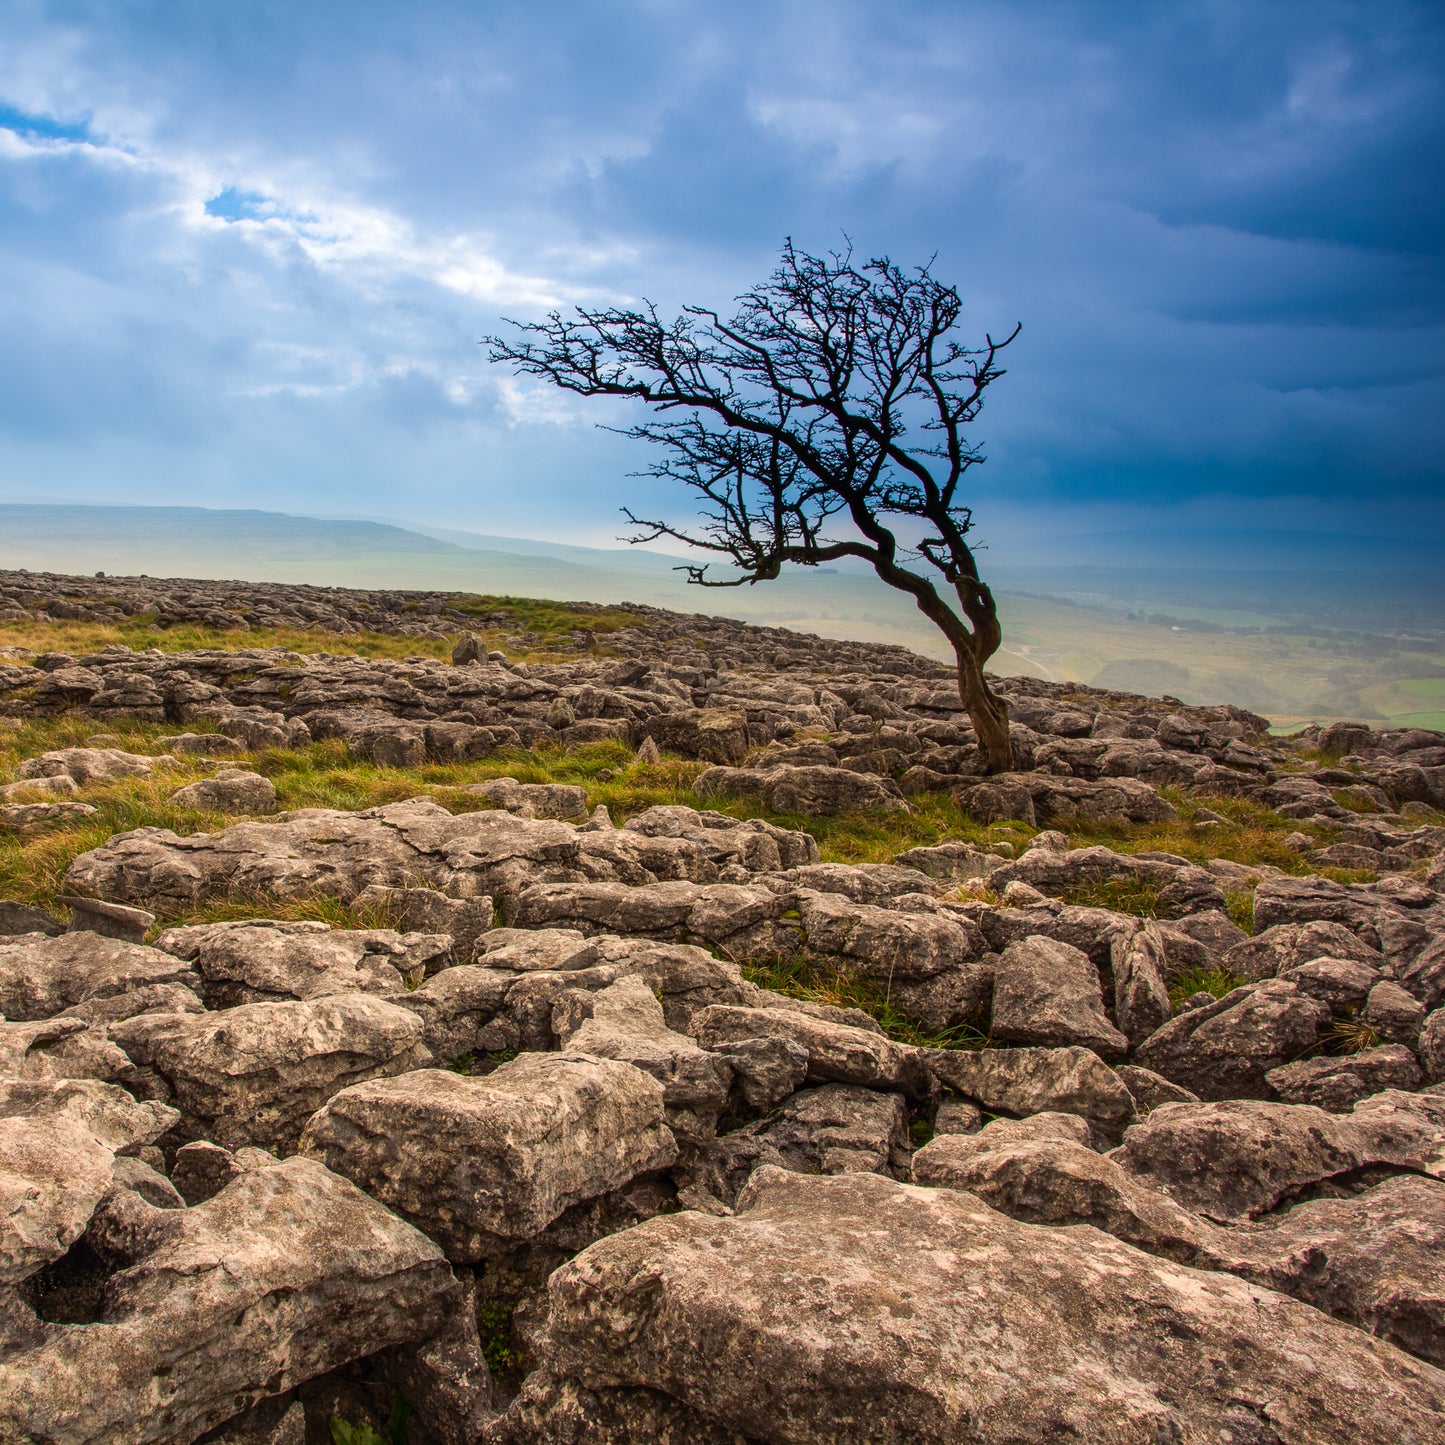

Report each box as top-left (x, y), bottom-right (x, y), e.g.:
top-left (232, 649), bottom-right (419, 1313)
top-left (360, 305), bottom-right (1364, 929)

top-left (0, 0), bottom-right (1442, 558)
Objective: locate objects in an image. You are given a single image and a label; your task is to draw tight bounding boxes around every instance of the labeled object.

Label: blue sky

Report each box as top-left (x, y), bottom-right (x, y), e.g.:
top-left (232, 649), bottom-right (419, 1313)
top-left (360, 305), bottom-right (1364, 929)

top-left (0, 0), bottom-right (1441, 555)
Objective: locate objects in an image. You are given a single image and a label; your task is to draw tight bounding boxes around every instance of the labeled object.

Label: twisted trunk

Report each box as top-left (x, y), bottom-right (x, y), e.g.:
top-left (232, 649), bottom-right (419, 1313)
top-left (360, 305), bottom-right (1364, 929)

top-left (957, 639), bottom-right (1013, 774)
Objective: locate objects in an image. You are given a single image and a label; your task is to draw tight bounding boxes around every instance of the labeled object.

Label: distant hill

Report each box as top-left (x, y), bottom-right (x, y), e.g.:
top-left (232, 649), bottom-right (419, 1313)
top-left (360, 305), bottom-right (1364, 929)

top-left (2, 502), bottom-right (1443, 728)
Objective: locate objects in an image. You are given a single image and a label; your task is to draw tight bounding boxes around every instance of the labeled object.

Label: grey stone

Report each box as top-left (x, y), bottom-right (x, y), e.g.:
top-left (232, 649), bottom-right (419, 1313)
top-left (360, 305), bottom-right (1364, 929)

top-left (168, 768), bottom-right (277, 814)
top-left (499, 1166), bottom-right (1445, 1443)
top-left (300, 1052), bottom-right (678, 1261)
top-left (989, 936), bottom-right (1128, 1057)
top-left (925, 1045), bottom-right (1136, 1130)
top-left (1266, 1045), bottom-right (1423, 1112)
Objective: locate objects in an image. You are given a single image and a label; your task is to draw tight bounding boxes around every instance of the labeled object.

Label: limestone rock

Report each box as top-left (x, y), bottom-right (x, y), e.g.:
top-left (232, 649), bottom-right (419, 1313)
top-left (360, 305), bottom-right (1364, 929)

top-left (167, 768), bottom-right (277, 814)
top-left (498, 1167), bottom-right (1445, 1442)
top-left (300, 1052), bottom-right (678, 1260)
top-left (555, 976), bottom-right (732, 1142)
top-left (1112, 1092), bottom-right (1445, 1220)
top-left (0, 1157), bottom-right (467, 1445)
top-left (691, 1004), bottom-right (925, 1093)
top-left (0, 932), bottom-right (199, 1022)
top-left (989, 936), bottom-right (1128, 1057)
top-left (1266, 1045), bottom-right (1423, 1112)
top-left (1132, 979), bottom-right (1332, 1100)
top-left (695, 763), bottom-right (910, 816)
top-left (925, 1045), bottom-right (1135, 1130)
top-left (155, 918), bottom-right (451, 1005)
top-left (110, 993), bottom-right (427, 1150)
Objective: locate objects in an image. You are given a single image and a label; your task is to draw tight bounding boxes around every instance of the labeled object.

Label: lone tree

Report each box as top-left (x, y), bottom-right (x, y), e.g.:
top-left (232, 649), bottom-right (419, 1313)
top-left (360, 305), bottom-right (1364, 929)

top-left (486, 241), bottom-right (1020, 773)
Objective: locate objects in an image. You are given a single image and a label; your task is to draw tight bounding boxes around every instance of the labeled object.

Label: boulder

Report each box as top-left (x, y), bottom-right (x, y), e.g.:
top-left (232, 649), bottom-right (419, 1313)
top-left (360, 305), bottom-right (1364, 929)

top-left (468, 777), bottom-right (589, 820)
top-left (1110, 922), bottom-right (1173, 1046)
top-left (555, 977), bottom-right (732, 1142)
top-left (1131, 979), bottom-right (1331, 1100)
top-left (167, 769), bottom-right (277, 814)
top-left (1, 1077), bottom-right (177, 1286)
top-left (1224, 920), bottom-right (1385, 984)
top-left (110, 994), bottom-right (427, 1150)
top-left (0, 1157), bottom-right (472, 1445)
top-left (1266, 1045), bottom-right (1423, 1112)
top-left (63, 799), bottom-right (586, 913)
top-left (925, 1045), bottom-right (1135, 1130)
top-left (154, 918), bottom-right (452, 1005)
top-left (0, 932), bottom-right (199, 1022)
top-left (494, 1167), bottom-right (1445, 1442)
top-left (299, 1052), bottom-right (678, 1261)
top-left (989, 937), bottom-right (1128, 1057)
top-left (1112, 1093), bottom-right (1445, 1220)
top-left (695, 763), bottom-right (910, 816)
top-left (691, 1004), bottom-right (925, 1093)
top-left (640, 709), bottom-right (749, 765)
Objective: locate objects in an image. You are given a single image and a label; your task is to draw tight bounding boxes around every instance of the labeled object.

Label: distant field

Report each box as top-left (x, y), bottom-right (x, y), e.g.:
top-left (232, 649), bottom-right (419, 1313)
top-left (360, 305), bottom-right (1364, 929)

top-left (3, 502), bottom-right (1442, 728)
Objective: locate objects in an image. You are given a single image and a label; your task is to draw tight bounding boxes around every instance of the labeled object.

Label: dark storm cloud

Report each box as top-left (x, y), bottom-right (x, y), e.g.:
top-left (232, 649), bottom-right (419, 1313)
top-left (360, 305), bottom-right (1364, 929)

top-left (0, 0), bottom-right (1439, 542)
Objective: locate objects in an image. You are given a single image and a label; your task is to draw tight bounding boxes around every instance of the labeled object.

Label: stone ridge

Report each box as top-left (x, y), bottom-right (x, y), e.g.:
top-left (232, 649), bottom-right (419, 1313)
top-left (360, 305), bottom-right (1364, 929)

top-left (1, 571), bottom-right (1444, 1441)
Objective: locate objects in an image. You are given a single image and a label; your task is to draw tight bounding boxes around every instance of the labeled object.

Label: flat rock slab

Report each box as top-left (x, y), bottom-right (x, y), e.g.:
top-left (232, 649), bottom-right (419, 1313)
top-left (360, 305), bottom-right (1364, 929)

top-left (926, 1045), bottom-right (1136, 1129)
top-left (495, 1166), bottom-right (1445, 1443)
top-left (62, 799), bottom-right (586, 913)
top-left (300, 1051), bottom-right (678, 1261)
top-left (155, 918), bottom-right (451, 1004)
top-left (0, 1156), bottom-right (462, 1445)
top-left (0, 932), bottom-right (199, 1022)
top-left (1112, 1092), bottom-right (1445, 1220)
top-left (110, 993), bottom-right (426, 1150)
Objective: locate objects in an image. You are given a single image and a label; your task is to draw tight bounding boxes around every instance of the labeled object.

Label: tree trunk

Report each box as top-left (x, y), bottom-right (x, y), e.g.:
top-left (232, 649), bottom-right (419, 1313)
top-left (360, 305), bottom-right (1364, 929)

top-left (957, 643), bottom-right (1012, 774)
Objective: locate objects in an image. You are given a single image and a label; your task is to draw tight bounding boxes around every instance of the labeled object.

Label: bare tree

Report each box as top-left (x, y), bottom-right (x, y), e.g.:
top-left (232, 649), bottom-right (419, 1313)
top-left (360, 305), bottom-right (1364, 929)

top-left (485, 240), bottom-right (1020, 773)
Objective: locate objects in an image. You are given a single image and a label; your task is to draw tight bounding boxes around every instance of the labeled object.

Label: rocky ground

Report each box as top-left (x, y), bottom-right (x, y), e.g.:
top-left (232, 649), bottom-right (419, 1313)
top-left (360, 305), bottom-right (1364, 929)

top-left (2, 571), bottom-right (1444, 1442)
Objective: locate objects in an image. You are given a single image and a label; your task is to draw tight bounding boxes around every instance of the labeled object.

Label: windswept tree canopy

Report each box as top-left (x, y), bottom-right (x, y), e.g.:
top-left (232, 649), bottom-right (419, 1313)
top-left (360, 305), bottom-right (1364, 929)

top-left (486, 241), bottom-right (1020, 771)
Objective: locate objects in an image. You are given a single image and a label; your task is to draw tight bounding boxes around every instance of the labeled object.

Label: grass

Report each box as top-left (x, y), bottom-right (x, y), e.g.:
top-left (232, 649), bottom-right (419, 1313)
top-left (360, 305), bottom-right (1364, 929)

top-left (1167, 965), bottom-right (1242, 1012)
top-left (741, 953), bottom-right (990, 1050)
top-left (0, 707), bottom-right (1399, 949)
top-left (0, 592), bottom-right (643, 667)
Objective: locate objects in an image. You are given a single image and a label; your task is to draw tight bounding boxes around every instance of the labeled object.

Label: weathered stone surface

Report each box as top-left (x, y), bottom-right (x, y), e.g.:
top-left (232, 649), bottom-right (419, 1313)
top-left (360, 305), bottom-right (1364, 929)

top-left (469, 776), bottom-right (589, 819)
top-left (1224, 919), bottom-right (1384, 984)
top-left (0, 900), bottom-right (63, 937)
top-left (1365, 979), bottom-right (1428, 1045)
top-left (0, 932), bottom-right (199, 1022)
top-left (1113, 1063), bottom-right (1199, 1113)
top-left (916, 1134), bottom-right (1445, 1368)
top-left (926, 1045), bottom-right (1135, 1129)
top-left (0, 1157), bottom-right (468, 1445)
top-left (691, 1004), bottom-right (924, 1093)
top-left (300, 1052), bottom-right (678, 1260)
top-left (911, 1110), bottom-right (1094, 1183)
top-left (622, 803), bottom-right (818, 872)
top-left (63, 799), bottom-right (587, 913)
top-left (155, 918), bottom-right (451, 1005)
top-left (640, 708), bottom-right (749, 765)
top-left (1111, 922), bottom-right (1174, 1046)
top-left (1112, 1093), bottom-right (1445, 1220)
top-left (892, 840), bottom-right (995, 881)
top-left (695, 763), bottom-right (910, 816)
top-left (555, 977), bottom-right (732, 1142)
top-left (15, 747), bottom-right (175, 787)
top-left (1132, 979), bottom-right (1332, 1100)
top-left (0, 1077), bottom-right (177, 1285)
top-left (110, 993), bottom-right (427, 1150)
top-left (1266, 1045), bottom-right (1423, 1112)
top-left (1422, 1006), bottom-right (1445, 1083)
top-left (704, 1034), bottom-right (808, 1111)
top-left (167, 768), bottom-right (277, 814)
top-left (989, 936), bottom-right (1128, 1057)
top-left (61, 895), bottom-right (155, 943)
top-left (498, 1166), bottom-right (1445, 1443)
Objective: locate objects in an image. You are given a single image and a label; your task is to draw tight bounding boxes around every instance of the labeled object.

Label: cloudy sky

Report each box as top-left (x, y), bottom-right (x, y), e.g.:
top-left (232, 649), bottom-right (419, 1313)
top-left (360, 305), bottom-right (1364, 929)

top-left (0, 0), bottom-right (1441, 555)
